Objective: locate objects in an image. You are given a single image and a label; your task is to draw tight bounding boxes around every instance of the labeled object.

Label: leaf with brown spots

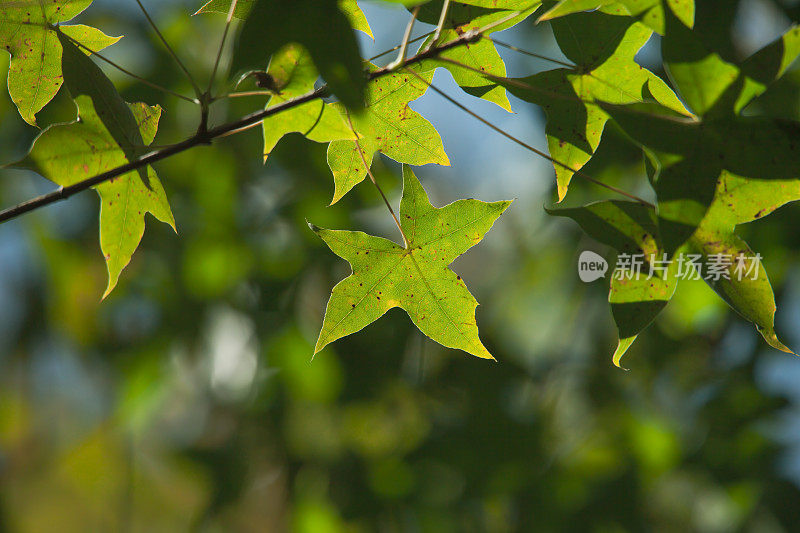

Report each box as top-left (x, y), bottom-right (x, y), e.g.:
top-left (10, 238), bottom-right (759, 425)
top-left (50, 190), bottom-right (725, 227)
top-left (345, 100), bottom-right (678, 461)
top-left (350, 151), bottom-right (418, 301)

top-left (13, 97), bottom-right (174, 298)
top-left (326, 64), bottom-right (451, 204)
top-left (0, 0), bottom-right (120, 126)
top-left (311, 165), bottom-right (511, 359)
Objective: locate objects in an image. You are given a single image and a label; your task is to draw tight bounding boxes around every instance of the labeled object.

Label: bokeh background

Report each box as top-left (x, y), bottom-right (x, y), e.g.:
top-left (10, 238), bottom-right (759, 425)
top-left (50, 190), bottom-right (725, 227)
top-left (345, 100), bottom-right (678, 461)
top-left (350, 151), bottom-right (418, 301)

top-left (2, 0), bottom-right (800, 530)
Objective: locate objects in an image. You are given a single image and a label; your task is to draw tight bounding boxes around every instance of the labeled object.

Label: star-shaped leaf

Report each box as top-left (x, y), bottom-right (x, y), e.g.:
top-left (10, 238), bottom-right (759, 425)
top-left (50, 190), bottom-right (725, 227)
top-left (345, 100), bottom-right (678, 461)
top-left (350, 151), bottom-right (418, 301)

top-left (601, 9), bottom-right (800, 255)
top-left (0, 0), bottom-right (120, 125)
top-left (415, 0), bottom-right (541, 111)
top-left (312, 165), bottom-right (511, 359)
top-left (538, 0), bottom-right (695, 34)
top-left (261, 44), bottom-right (356, 161)
top-left (326, 64), bottom-right (450, 204)
top-left (13, 35), bottom-right (175, 298)
top-left (501, 8), bottom-right (689, 201)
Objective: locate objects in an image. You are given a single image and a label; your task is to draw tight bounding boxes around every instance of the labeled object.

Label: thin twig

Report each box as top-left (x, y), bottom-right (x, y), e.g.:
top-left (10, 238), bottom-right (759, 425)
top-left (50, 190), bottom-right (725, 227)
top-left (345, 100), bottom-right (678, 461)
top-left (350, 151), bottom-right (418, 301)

top-left (487, 37), bottom-right (574, 68)
top-left (367, 32), bottom-right (432, 62)
top-left (216, 119), bottom-right (263, 139)
top-left (386, 6), bottom-right (420, 70)
top-left (0, 30), bottom-right (489, 223)
top-left (422, 0), bottom-right (451, 54)
top-left (403, 67), bottom-right (654, 207)
top-left (63, 33), bottom-right (198, 104)
top-left (133, 0), bottom-right (202, 97)
top-left (435, 56), bottom-right (646, 110)
top-left (346, 113), bottom-right (409, 248)
top-left (207, 0), bottom-right (238, 95)
top-left (216, 90), bottom-right (274, 99)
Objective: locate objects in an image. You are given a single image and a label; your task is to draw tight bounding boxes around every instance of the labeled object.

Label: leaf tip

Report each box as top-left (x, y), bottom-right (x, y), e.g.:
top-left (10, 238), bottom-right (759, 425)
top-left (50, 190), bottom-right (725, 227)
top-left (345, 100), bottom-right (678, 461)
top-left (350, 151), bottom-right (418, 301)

top-left (612, 337), bottom-right (636, 370)
top-left (759, 326), bottom-right (795, 355)
top-left (307, 219), bottom-right (321, 233)
top-left (101, 284), bottom-right (115, 302)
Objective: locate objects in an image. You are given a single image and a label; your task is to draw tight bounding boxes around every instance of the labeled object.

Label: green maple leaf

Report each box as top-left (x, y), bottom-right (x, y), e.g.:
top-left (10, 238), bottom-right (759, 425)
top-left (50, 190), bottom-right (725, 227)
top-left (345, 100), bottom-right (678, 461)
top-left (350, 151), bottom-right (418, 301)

top-left (600, 10), bottom-right (800, 255)
top-left (0, 0), bottom-right (120, 125)
top-left (13, 34), bottom-right (175, 298)
top-left (415, 0), bottom-right (541, 111)
top-left (549, 201), bottom-right (679, 367)
top-left (501, 8), bottom-right (689, 201)
top-left (550, 187), bottom-right (795, 367)
top-left (326, 64), bottom-right (450, 204)
top-left (261, 44), bottom-right (356, 161)
top-left (312, 165), bottom-right (511, 359)
top-left (194, 0), bottom-right (374, 39)
top-left (539, 0), bottom-right (695, 34)
top-left (228, 0), bottom-right (366, 109)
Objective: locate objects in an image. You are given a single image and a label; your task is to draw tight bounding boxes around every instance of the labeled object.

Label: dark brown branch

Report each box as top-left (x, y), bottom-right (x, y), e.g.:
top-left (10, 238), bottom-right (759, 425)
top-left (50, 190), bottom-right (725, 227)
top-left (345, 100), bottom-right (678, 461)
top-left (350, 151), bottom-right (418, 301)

top-left (0, 28), bottom-right (486, 224)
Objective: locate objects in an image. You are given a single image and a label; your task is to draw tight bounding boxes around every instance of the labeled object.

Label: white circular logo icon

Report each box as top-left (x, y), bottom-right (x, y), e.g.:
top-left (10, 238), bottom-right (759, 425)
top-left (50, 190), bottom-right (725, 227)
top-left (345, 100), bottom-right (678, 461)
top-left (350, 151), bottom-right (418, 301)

top-left (578, 251), bottom-right (608, 282)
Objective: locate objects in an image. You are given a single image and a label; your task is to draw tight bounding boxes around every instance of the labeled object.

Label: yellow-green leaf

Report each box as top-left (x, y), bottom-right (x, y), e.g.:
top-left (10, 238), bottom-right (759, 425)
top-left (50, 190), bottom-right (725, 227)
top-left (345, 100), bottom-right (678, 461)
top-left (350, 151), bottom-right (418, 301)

top-left (312, 165), bottom-right (511, 359)
top-left (262, 44), bottom-right (356, 161)
top-left (0, 0), bottom-right (120, 125)
top-left (415, 1), bottom-right (541, 111)
top-left (326, 65), bottom-right (450, 204)
top-left (502, 9), bottom-right (689, 201)
top-left (539, 0), bottom-right (695, 34)
top-left (14, 36), bottom-right (175, 297)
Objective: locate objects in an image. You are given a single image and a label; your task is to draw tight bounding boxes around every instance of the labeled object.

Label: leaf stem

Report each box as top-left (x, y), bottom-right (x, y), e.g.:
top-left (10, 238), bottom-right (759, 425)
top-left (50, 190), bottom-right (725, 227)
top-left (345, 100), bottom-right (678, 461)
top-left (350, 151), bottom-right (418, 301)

top-left (346, 113), bottom-right (409, 249)
top-left (367, 32), bottom-right (433, 62)
top-left (403, 67), bottom-right (655, 207)
top-left (133, 0), bottom-right (203, 97)
top-left (63, 34), bottom-right (199, 104)
top-left (207, 0), bottom-right (238, 96)
top-left (216, 90), bottom-right (274, 99)
top-left (487, 37), bottom-right (574, 68)
top-left (386, 6), bottom-right (420, 71)
top-left (435, 55), bottom-right (646, 110)
top-left (422, 0), bottom-right (451, 54)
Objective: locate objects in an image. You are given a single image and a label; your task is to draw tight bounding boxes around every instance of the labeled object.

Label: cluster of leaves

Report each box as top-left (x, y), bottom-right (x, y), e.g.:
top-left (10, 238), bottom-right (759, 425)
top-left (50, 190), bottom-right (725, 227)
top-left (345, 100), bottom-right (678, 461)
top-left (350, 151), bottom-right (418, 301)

top-left (2, 0), bottom-right (799, 367)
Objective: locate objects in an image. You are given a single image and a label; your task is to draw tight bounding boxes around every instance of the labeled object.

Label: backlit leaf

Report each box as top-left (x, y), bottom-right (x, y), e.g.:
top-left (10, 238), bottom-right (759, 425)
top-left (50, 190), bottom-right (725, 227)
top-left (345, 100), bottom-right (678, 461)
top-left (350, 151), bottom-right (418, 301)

top-left (0, 0), bottom-right (120, 125)
top-left (539, 0), bottom-right (695, 34)
top-left (602, 16), bottom-right (800, 255)
top-left (547, 201), bottom-right (678, 367)
top-left (16, 96), bottom-right (175, 298)
top-left (502, 9), bottom-right (689, 201)
top-left (415, 1), bottom-right (541, 111)
top-left (326, 64), bottom-right (450, 204)
top-left (261, 44), bottom-right (356, 161)
top-left (13, 35), bottom-right (175, 298)
top-left (549, 188), bottom-right (795, 366)
top-left (312, 165), bottom-right (511, 359)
